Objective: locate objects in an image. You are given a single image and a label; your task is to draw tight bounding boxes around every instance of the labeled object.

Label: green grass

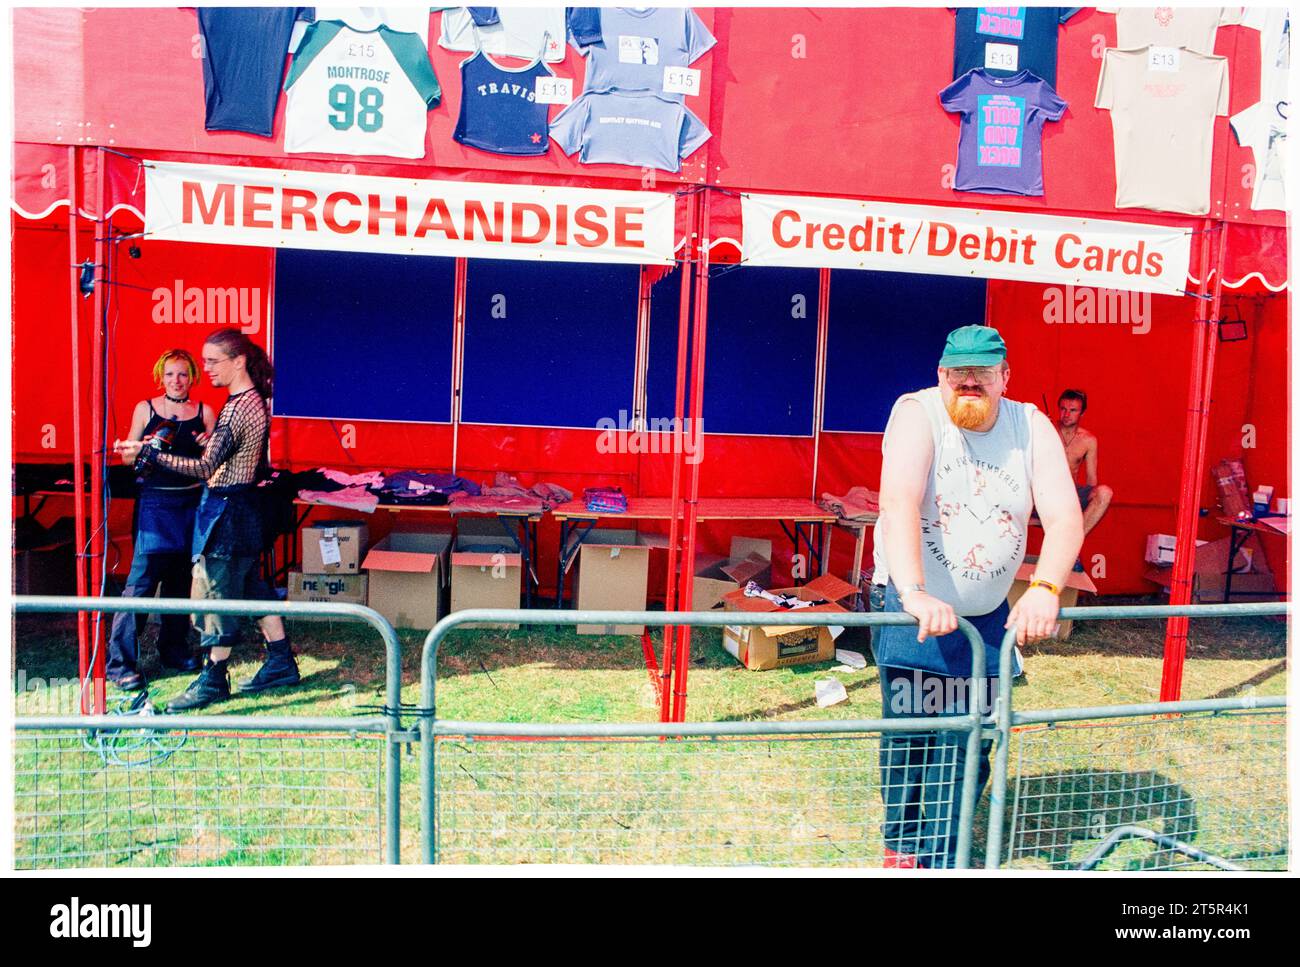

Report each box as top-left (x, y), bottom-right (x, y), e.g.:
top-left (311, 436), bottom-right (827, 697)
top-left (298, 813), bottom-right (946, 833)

top-left (11, 601), bottom-right (1289, 869)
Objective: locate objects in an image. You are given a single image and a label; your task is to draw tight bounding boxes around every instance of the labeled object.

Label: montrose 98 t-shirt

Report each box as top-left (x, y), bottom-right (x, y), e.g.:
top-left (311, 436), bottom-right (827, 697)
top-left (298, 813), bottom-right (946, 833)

top-left (951, 7), bottom-right (1081, 86)
top-left (941, 69), bottom-right (1067, 196)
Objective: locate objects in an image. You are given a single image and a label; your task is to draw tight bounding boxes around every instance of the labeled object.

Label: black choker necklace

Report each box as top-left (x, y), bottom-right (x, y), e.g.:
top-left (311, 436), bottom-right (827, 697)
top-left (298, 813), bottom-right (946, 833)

top-left (165, 394), bottom-right (190, 404)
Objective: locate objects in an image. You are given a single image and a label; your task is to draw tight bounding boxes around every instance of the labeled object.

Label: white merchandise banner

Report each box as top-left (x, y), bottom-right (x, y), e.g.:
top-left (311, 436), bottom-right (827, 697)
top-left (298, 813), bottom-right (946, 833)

top-left (741, 193), bottom-right (1194, 295)
top-left (145, 161), bottom-right (676, 265)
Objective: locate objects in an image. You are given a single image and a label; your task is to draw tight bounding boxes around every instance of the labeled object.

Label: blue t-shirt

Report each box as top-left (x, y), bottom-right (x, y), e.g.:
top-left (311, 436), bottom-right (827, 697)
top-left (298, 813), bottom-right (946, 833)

top-left (550, 90), bottom-right (710, 172)
top-left (454, 50), bottom-right (554, 156)
top-left (940, 69), bottom-right (1067, 196)
top-left (198, 7), bottom-right (315, 136)
top-left (573, 7), bottom-right (715, 103)
top-left (952, 7), bottom-right (1081, 87)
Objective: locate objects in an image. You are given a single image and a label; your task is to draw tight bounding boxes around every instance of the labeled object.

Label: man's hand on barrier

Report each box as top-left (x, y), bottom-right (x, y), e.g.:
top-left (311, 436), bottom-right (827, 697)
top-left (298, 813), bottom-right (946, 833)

top-left (1006, 586), bottom-right (1060, 645)
top-left (901, 590), bottom-right (959, 642)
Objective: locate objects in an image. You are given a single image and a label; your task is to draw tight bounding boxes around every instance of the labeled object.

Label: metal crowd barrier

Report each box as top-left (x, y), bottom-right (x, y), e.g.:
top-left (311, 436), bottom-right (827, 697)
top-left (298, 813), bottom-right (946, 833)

top-left (13, 596), bottom-right (406, 867)
top-left (11, 596), bottom-right (1290, 870)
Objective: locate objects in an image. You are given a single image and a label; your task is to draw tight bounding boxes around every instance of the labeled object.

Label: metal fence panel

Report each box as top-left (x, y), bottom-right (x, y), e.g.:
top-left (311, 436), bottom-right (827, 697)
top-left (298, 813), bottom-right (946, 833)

top-left (14, 723), bottom-right (389, 870)
top-left (1001, 709), bottom-right (1288, 871)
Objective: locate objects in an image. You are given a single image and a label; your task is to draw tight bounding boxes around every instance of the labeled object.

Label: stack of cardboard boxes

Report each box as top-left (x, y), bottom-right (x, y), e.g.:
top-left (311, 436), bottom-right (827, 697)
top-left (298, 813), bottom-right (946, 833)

top-left (288, 520), bottom-right (370, 617)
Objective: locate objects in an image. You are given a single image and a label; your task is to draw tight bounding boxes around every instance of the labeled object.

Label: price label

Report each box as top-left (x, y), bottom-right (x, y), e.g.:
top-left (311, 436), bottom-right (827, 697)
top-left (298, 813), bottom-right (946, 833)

top-left (984, 43), bottom-right (1019, 71)
top-left (534, 75), bottom-right (573, 105)
top-left (319, 536), bottom-right (342, 567)
top-left (663, 66), bottom-right (701, 96)
top-left (1148, 46), bottom-right (1181, 72)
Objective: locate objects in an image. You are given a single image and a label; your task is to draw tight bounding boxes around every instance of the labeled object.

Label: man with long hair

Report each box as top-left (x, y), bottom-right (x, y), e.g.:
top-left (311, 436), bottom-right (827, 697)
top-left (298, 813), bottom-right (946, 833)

top-left (870, 325), bottom-right (1083, 868)
top-left (116, 328), bottom-right (298, 711)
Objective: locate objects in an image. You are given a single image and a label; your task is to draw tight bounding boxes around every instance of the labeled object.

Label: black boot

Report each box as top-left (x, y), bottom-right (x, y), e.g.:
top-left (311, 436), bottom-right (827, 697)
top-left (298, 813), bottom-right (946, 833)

top-left (238, 639), bottom-right (301, 693)
top-left (166, 658), bottom-right (231, 712)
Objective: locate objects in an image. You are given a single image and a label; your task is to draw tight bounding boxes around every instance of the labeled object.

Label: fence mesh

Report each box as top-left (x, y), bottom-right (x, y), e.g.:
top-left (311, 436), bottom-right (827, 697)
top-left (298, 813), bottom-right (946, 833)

top-left (14, 728), bottom-right (387, 869)
top-left (1003, 710), bottom-right (1288, 871)
top-left (433, 729), bottom-right (984, 868)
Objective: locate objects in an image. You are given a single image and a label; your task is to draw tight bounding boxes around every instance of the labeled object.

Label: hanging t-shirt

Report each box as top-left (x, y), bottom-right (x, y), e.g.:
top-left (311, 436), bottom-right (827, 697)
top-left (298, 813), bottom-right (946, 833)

top-left (439, 6), bottom-right (568, 62)
top-left (549, 90), bottom-right (710, 172)
top-left (290, 7), bottom-right (432, 52)
top-left (198, 7), bottom-right (315, 136)
top-left (940, 69), bottom-right (1067, 196)
top-left (1231, 101), bottom-right (1288, 212)
top-left (1095, 46), bottom-right (1229, 215)
top-left (454, 48), bottom-right (555, 156)
top-left (574, 7), bottom-right (716, 103)
top-left (1241, 7), bottom-right (1290, 106)
top-left (1100, 7), bottom-right (1240, 55)
top-left (284, 21), bottom-right (442, 158)
top-left (951, 7), bottom-right (1081, 87)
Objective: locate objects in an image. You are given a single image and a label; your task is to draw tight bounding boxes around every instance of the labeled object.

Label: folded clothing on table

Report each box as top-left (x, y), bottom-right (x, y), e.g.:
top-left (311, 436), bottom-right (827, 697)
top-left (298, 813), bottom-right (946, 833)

top-left (584, 486), bottom-right (627, 513)
top-left (819, 486), bottom-right (879, 522)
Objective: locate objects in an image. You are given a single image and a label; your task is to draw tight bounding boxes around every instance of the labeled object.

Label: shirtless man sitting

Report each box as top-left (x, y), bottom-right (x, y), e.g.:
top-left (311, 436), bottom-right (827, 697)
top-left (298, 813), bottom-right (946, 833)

top-left (1057, 389), bottom-right (1113, 535)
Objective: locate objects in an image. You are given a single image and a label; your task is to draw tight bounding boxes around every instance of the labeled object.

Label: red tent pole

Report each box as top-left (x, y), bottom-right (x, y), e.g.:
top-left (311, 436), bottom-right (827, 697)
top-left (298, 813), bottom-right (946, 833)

top-left (450, 257), bottom-right (467, 473)
top-left (810, 268), bottom-right (830, 502)
top-left (672, 189), bottom-right (712, 722)
top-left (66, 147), bottom-right (92, 712)
top-left (1160, 220), bottom-right (1225, 701)
top-left (87, 147), bottom-right (109, 714)
top-left (659, 190), bottom-right (698, 722)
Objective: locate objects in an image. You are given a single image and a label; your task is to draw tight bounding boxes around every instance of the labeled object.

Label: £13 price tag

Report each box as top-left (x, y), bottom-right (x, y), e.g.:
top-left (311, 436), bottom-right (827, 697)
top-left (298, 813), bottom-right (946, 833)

top-left (984, 43), bottom-right (1019, 72)
top-left (1147, 46), bottom-right (1180, 72)
top-left (534, 76), bottom-right (573, 105)
top-left (663, 66), bottom-right (701, 96)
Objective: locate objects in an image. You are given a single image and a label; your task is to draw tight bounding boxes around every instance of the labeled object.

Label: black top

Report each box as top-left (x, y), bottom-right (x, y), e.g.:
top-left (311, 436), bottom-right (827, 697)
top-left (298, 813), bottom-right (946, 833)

top-left (139, 400), bottom-right (206, 491)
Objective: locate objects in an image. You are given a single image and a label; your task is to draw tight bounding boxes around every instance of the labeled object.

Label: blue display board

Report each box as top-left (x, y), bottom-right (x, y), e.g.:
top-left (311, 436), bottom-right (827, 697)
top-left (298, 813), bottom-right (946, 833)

top-left (823, 269), bottom-right (987, 432)
top-left (644, 266), bottom-right (688, 425)
top-left (460, 259), bottom-right (640, 428)
top-left (272, 249), bottom-right (455, 423)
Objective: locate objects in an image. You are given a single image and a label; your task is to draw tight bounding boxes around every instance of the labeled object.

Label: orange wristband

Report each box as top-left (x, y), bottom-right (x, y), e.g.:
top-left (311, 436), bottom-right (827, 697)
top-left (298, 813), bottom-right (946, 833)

top-left (1028, 577), bottom-right (1060, 596)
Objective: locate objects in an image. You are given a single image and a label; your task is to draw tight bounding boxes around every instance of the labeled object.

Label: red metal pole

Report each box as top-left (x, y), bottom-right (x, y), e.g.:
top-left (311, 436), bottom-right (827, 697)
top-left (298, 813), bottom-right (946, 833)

top-left (1160, 220), bottom-right (1222, 701)
top-left (450, 257), bottom-right (467, 473)
top-left (810, 267), bottom-right (831, 501)
top-left (66, 147), bottom-right (91, 712)
top-left (659, 191), bottom-right (698, 722)
top-left (88, 147), bottom-right (108, 714)
top-left (672, 190), bottom-right (712, 722)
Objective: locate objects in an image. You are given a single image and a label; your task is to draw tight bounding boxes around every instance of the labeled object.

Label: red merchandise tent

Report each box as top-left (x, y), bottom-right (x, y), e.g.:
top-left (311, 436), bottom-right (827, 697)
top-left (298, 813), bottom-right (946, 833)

top-left (10, 8), bottom-right (1288, 718)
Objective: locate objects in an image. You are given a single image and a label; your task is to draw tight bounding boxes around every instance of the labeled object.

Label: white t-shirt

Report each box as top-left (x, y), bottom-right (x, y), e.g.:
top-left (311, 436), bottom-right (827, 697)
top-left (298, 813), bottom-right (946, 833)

top-left (1231, 100), bottom-right (1288, 212)
top-left (290, 7), bottom-right (433, 52)
top-left (872, 387), bottom-right (1037, 617)
top-left (1241, 6), bottom-right (1291, 106)
top-left (284, 21), bottom-right (442, 159)
top-left (1100, 6), bottom-right (1240, 54)
top-left (1095, 46), bottom-right (1230, 215)
top-left (438, 6), bottom-right (567, 62)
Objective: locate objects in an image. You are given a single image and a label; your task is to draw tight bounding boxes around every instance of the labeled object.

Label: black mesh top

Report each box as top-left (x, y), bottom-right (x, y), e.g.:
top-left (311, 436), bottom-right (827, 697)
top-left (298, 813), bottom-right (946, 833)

top-left (148, 388), bottom-right (269, 490)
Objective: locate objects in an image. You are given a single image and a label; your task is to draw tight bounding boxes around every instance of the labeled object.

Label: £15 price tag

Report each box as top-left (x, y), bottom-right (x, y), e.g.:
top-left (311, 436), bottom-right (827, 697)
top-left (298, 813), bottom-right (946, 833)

top-left (534, 76), bottom-right (573, 105)
top-left (663, 66), bottom-right (701, 96)
top-left (984, 43), bottom-right (1019, 72)
top-left (1147, 46), bottom-right (1180, 72)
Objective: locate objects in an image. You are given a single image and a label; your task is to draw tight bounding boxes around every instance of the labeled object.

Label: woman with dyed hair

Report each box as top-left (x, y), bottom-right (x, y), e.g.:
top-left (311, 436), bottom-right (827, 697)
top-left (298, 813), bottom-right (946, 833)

top-left (116, 329), bottom-right (298, 711)
top-left (108, 349), bottom-right (215, 690)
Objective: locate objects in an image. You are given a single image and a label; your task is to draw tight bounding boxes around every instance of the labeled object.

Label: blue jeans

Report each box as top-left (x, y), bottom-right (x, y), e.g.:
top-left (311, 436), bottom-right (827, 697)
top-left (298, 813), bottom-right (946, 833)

top-left (107, 551), bottom-right (196, 678)
top-left (871, 583), bottom-right (999, 868)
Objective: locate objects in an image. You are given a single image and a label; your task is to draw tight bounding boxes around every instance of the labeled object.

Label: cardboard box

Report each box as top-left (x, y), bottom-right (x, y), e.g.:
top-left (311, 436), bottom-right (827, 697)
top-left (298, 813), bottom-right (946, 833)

top-left (302, 520), bottom-right (369, 574)
top-left (692, 536), bottom-right (773, 612)
top-left (720, 574), bottom-right (857, 670)
top-left (574, 529), bottom-right (651, 635)
top-left (1144, 533), bottom-right (1211, 566)
top-left (450, 528), bottom-right (521, 629)
top-left (288, 571), bottom-right (368, 616)
top-left (1007, 557), bottom-right (1099, 639)
top-left (361, 526), bottom-right (451, 630)
top-left (1145, 534), bottom-right (1258, 572)
top-left (1143, 536), bottom-right (1275, 602)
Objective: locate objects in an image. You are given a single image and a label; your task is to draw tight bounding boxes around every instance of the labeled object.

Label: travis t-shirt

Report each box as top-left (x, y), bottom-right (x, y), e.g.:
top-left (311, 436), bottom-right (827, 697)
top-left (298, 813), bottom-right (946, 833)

top-left (952, 7), bottom-right (1081, 87)
top-left (940, 69), bottom-right (1067, 196)
top-left (1095, 46), bottom-right (1229, 214)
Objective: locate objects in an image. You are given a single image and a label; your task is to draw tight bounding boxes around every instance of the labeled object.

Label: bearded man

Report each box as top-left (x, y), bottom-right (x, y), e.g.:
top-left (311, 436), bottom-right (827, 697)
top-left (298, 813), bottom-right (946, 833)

top-left (869, 324), bottom-right (1083, 868)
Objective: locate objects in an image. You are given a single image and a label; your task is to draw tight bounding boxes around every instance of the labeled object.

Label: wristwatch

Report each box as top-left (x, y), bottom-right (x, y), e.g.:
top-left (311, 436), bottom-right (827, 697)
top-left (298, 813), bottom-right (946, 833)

top-left (899, 583), bottom-right (926, 599)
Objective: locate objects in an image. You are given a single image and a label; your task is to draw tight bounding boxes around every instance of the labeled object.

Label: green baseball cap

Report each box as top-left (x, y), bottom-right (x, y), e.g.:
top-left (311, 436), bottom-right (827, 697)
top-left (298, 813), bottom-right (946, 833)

top-left (939, 325), bottom-right (1007, 368)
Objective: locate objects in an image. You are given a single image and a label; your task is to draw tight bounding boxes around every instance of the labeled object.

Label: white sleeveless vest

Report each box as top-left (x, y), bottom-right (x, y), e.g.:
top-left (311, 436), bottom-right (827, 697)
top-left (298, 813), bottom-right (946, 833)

top-left (873, 386), bottom-right (1036, 615)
